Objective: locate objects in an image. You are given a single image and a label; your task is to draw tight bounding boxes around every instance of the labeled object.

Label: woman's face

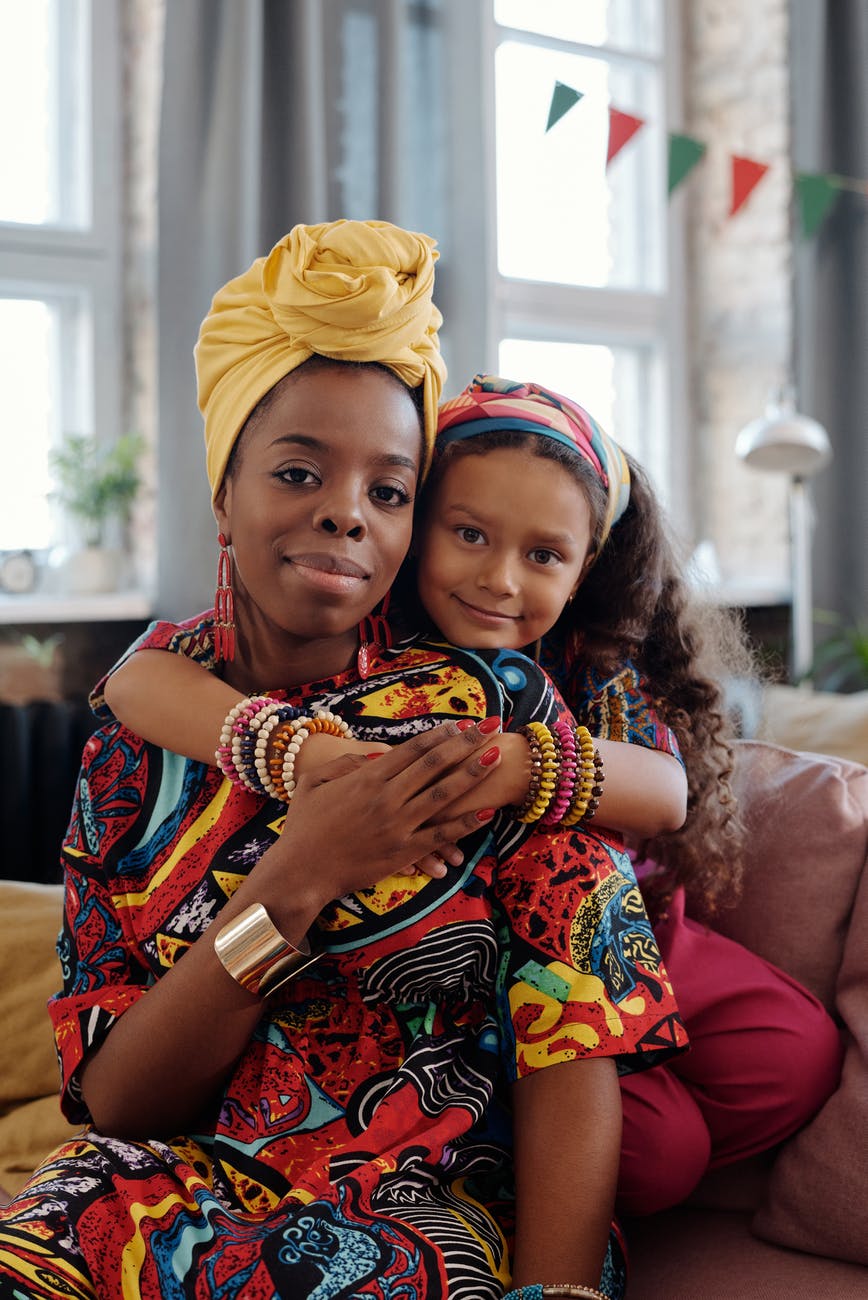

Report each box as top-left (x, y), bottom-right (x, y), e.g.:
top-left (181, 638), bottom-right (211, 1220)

top-left (215, 363), bottom-right (422, 651)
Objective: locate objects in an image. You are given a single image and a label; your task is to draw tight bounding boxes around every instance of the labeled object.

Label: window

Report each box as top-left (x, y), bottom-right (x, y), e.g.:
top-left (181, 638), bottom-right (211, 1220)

top-left (443, 0), bottom-right (686, 518)
top-left (0, 0), bottom-right (122, 562)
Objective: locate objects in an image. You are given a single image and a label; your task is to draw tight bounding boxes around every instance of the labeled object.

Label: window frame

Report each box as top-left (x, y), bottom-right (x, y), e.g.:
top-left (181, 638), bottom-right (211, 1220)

top-left (441, 0), bottom-right (691, 534)
top-left (0, 0), bottom-right (123, 584)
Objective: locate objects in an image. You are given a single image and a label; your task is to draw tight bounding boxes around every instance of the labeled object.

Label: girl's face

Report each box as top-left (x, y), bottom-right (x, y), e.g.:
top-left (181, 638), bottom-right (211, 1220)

top-left (215, 363), bottom-right (422, 661)
top-left (416, 446), bottom-right (594, 650)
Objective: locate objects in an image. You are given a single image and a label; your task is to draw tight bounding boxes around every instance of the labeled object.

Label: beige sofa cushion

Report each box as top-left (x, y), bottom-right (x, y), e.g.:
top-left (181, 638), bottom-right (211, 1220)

top-left (758, 684), bottom-right (868, 768)
top-left (0, 880), bottom-right (80, 1198)
top-left (717, 742), bottom-right (868, 1266)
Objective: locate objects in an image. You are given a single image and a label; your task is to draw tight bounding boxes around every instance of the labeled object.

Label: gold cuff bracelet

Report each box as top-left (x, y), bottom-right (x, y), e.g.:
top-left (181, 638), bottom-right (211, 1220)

top-left (213, 902), bottom-right (318, 997)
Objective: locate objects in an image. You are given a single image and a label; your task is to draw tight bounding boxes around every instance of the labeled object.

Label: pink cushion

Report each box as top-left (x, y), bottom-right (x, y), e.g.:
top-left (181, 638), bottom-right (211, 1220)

top-left (627, 1207), bottom-right (868, 1297)
top-left (712, 742), bottom-right (868, 1266)
top-left (714, 741), bottom-right (867, 1011)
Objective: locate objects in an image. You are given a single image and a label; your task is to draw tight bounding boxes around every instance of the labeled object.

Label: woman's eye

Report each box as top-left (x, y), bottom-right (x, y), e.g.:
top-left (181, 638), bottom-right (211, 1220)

top-left (529, 548), bottom-right (559, 566)
top-left (279, 465), bottom-right (318, 485)
top-left (457, 527), bottom-right (484, 545)
top-left (372, 484), bottom-right (412, 507)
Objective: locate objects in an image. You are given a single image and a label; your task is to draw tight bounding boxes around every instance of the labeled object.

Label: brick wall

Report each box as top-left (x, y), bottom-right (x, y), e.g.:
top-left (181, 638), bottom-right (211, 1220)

top-left (683, 0), bottom-right (793, 598)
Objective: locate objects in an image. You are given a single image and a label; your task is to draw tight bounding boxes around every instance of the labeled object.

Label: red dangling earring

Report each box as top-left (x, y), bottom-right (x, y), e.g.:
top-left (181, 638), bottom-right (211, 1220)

top-left (356, 592), bottom-right (393, 680)
top-left (214, 532), bottom-right (236, 662)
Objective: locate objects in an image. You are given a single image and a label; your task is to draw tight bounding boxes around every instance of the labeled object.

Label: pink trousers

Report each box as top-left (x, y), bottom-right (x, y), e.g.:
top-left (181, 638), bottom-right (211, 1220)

top-left (618, 888), bottom-right (844, 1215)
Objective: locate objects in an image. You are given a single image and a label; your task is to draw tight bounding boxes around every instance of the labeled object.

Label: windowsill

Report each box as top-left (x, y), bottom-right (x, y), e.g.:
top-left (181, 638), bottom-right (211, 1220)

top-left (0, 590), bottom-right (153, 625)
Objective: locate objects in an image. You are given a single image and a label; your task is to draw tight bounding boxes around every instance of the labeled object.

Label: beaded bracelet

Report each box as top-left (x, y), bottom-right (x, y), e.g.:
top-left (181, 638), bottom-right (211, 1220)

top-left (517, 721), bottom-right (559, 823)
top-left (240, 701), bottom-right (303, 795)
top-left (216, 696), bottom-right (277, 791)
top-left (502, 1286), bottom-right (610, 1300)
top-left (277, 710), bottom-right (353, 803)
top-left (541, 718), bottom-right (578, 826)
top-left (580, 746), bottom-right (606, 821)
top-left (560, 725), bottom-right (598, 827)
top-left (514, 724), bottom-right (544, 821)
top-left (215, 698), bottom-right (350, 800)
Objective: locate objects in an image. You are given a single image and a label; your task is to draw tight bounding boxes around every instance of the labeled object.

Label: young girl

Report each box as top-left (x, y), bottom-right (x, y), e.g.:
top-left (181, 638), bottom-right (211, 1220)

top-left (101, 374), bottom-right (842, 1218)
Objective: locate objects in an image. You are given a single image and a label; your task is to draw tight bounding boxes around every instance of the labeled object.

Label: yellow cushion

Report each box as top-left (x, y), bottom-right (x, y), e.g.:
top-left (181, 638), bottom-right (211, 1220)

top-left (0, 1094), bottom-right (81, 1199)
top-left (0, 880), bottom-right (65, 1106)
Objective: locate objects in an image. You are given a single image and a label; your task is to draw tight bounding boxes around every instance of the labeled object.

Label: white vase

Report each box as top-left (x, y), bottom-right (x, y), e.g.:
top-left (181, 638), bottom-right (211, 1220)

top-left (65, 546), bottom-right (123, 595)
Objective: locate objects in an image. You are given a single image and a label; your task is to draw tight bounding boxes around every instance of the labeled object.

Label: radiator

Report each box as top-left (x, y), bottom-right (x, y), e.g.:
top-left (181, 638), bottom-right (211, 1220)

top-left (0, 700), bottom-right (96, 884)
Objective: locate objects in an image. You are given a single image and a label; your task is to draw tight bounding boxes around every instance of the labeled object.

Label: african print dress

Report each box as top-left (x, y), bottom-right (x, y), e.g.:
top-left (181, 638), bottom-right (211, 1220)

top-left (0, 617), bottom-right (686, 1300)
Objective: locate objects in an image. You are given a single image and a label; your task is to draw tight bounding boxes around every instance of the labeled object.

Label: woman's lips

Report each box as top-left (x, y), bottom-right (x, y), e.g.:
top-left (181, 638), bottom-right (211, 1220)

top-left (288, 552), bottom-right (369, 592)
top-left (452, 595), bottom-right (518, 626)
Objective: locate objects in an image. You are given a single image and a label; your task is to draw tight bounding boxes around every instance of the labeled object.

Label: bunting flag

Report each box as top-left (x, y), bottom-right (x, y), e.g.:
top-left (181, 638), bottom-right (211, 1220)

top-left (545, 80), bottom-right (867, 239)
top-left (730, 155), bottom-right (771, 216)
top-left (668, 133), bottom-right (707, 194)
top-left (795, 172), bottom-right (841, 236)
top-left (607, 108), bottom-right (645, 165)
top-left (545, 81), bottom-right (583, 132)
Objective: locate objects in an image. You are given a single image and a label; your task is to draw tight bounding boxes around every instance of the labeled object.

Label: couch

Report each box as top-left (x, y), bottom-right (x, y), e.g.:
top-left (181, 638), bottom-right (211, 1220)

top-left (2, 723), bottom-right (867, 1296)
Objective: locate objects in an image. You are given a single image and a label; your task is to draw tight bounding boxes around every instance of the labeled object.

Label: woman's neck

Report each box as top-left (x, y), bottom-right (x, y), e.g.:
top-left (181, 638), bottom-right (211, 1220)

top-left (220, 620), bottom-right (359, 694)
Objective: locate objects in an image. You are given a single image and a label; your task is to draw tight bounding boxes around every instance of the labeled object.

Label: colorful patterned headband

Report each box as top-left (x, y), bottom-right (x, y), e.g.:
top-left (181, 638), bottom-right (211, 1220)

top-left (436, 374), bottom-right (631, 545)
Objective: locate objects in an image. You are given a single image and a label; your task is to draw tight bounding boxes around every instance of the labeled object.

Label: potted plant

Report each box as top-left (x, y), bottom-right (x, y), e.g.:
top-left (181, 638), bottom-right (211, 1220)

top-left (49, 432), bottom-right (144, 594)
top-left (810, 611), bottom-right (868, 693)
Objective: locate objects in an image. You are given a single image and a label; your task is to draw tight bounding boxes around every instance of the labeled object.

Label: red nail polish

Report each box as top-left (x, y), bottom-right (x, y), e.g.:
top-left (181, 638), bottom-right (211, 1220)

top-left (475, 807), bottom-right (495, 822)
top-left (478, 716), bottom-right (501, 734)
top-left (480, 747), bottom-right (500, 766)
top-left (365, 752), bottom-right (382, 760)
top-left (455, 719), bottom-right (475, 731)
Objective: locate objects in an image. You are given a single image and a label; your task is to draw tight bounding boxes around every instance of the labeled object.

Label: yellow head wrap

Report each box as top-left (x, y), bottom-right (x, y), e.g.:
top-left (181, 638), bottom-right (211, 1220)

top-left (196, 219), bottom-right (447, 500)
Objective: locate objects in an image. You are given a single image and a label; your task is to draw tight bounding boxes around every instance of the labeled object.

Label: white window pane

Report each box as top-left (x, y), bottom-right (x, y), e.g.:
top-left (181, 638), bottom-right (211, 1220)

top-left (497, 337), bottom-right (661, 477)
top-left (495, 41), bottom-right (665, 290)
top-left (494, 0), bottom-right (663, 55)
top-left (0, 0), bottom-right (90, 227)
top-left (0, 288), bottom-right (92, 552)
top-left (0, 299), bottom-right (57, 549)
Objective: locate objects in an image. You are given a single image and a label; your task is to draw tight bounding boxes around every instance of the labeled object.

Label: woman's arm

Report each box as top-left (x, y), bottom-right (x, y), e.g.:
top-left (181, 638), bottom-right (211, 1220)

top-left (79, 721), bottom-right (504, 1138)
top-left (510, 1057), bottom-right (621, 1289)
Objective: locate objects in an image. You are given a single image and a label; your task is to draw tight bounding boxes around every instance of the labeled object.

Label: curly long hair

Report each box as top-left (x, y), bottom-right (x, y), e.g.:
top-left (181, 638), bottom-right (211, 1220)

top-left (421, 431), bottom-right (754, 920)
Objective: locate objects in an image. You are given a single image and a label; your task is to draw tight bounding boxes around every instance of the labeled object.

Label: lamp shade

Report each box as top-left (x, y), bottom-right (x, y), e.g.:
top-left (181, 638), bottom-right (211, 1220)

top-left (735, 397), bottom-right (832, 477)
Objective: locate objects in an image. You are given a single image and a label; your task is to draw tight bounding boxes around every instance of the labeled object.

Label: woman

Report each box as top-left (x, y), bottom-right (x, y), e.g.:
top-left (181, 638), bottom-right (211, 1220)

top-left (0, 220), bottom-right (683, 1299)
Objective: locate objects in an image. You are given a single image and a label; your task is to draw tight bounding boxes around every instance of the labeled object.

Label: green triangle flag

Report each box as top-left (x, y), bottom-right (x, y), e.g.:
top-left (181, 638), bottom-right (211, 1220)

top-left (668, 133), bottom-right (706, 194)
top-left (795, 172), bottom-right (840, 236)
top-left (546, 81), bottom-right (583, 132)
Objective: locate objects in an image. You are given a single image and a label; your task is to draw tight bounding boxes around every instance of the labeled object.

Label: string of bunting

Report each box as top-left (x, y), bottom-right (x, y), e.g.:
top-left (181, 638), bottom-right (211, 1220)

top-left (546, 79), bottom-right (868, 237)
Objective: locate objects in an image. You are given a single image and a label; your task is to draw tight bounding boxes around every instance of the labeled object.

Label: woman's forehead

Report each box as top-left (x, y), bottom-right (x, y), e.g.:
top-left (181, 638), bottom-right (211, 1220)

top-left (236, 363), bottom-right (424, 469)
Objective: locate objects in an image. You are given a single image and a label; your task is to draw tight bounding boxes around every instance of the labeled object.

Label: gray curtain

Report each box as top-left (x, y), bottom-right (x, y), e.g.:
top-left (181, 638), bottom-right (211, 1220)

top-left (790, 0), bottom-right (868, 631)
top-left (154, 0), bottom-right (470, 618)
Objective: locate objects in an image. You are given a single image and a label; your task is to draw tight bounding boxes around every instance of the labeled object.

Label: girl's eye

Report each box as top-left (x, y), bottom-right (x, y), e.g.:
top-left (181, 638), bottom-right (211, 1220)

top-left (371, 484), bottom-right (412, 507)
top-left (529, 548), bottom-right (559, 566)
top-left (457, 527), bottom-right (484, 545)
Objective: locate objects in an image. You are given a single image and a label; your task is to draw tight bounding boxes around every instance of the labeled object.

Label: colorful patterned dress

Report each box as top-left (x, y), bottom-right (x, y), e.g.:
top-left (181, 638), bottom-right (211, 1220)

top-left (0, 617), bottom-right (686, 1300)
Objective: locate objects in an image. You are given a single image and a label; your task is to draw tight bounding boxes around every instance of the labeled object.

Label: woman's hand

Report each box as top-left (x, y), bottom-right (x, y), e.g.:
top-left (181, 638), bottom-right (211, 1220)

top-left (247, 718), bottom-right (503, 933)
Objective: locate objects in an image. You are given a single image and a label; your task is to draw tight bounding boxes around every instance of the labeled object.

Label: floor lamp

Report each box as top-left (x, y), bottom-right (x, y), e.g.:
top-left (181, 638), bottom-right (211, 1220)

top-left (735, 392), bottom-right (832, 682)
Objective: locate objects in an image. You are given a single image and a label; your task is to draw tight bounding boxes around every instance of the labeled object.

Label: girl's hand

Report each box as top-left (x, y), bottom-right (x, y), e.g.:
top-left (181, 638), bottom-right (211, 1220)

top-left (249, 718), bottom-right (502, 929)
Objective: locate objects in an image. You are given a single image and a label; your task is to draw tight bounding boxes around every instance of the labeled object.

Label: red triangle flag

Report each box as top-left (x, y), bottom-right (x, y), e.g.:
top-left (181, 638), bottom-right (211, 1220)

top-left (730, 155), bottom-right (771, 216)
top-left (607, 108), bottom-right (645, 166)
